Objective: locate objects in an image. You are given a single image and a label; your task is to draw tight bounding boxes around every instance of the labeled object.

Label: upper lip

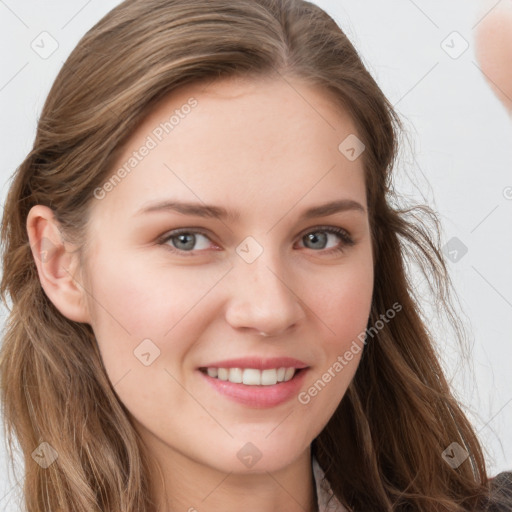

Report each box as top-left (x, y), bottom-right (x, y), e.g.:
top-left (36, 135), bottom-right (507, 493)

top-left (199, 357), bottom-right (309, 370)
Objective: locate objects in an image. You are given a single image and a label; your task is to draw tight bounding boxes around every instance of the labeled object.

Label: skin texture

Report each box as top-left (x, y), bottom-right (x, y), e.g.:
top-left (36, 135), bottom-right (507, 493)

top-left (27, 75), bottom-right (374, 512)
top-left (474, 0), bottom-right (512, 114)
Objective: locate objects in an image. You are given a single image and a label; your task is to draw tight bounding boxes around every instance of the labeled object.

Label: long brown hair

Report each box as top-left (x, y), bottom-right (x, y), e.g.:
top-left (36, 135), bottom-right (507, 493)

top-left (0, 0), bottom-right (509, 510)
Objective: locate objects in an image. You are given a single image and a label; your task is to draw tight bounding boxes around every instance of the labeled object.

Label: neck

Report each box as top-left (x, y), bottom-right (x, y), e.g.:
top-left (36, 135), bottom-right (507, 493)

top-left (146, 442), bottom-right (318, 512)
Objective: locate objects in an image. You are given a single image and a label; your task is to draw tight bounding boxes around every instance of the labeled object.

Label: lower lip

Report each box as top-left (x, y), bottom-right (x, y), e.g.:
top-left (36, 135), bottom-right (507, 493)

top-left (198, 369), bottom-right (309, 408)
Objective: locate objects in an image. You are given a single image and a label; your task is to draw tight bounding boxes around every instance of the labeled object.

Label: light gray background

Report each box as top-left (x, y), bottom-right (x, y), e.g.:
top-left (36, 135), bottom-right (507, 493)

top-left (1, 0), bottom-right (511, 509)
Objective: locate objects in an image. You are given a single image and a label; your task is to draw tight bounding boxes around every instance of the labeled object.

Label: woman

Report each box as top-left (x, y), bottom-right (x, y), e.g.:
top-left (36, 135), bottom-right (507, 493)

top-left (1, 0), bottom-right (511, 510)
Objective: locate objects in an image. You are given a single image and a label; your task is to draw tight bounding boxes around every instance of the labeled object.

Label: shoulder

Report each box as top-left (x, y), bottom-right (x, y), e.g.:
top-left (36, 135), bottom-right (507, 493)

top-left (486, 471), bottom-right (512, 511)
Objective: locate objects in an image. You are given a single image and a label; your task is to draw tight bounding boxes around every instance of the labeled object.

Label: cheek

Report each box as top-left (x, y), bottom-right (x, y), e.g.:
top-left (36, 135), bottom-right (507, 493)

top-left (311, 252), bottom-right (374, 348)
top-left (86, 249), bottom-right (229, 339)
top-left (330, 256), bottom-right (373, 378)
top-left (296, 253), bottom-right (373, 429)
top-left (83, 250), bottom-right (230, 393)
top-left (83, 251), bottom-right (227, 421)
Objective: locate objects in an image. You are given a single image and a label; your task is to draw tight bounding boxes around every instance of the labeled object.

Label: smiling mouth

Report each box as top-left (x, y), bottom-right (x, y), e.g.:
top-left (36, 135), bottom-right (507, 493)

top-left (199, 367), bottom-right (304, 386)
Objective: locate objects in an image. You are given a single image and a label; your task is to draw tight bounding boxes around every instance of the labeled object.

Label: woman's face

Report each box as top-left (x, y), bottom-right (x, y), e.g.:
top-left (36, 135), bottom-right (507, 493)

top-left (80, 75), bottom-right (374, 474)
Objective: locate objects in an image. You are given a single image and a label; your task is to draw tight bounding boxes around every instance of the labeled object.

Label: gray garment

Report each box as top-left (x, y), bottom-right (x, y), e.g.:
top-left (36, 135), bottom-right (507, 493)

top-left (312, 456), bottom-right (347, 512)
top-left (313, 456), bottom-right (512, 511)
top-left (487, 471), bottom-right (512, 511)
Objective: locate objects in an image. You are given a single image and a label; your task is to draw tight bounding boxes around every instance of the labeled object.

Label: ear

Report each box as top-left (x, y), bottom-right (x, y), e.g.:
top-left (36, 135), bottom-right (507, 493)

top-left (26, 205), bottom-right (91, 323)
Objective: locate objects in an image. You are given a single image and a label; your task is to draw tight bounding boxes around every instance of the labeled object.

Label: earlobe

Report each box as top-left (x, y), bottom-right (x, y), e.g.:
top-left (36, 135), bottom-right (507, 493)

top-left (26, 205), bottom-right (91, 323)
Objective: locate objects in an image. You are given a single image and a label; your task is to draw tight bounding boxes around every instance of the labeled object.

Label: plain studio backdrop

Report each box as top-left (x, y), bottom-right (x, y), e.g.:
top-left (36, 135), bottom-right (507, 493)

top-left (0, 0), bottom-right (511, 508)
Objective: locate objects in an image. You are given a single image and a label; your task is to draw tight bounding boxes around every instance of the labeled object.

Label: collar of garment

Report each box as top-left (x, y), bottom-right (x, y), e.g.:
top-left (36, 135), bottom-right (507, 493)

top-left (312, 455), bottom-right (348, 512)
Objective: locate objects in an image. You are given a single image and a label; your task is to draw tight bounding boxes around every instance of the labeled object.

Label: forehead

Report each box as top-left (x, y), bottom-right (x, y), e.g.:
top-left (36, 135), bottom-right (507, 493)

top-left (90, 75), bottom-right (367, 223)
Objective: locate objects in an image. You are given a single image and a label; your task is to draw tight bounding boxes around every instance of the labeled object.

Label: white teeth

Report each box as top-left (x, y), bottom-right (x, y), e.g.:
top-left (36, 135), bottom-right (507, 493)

top-left (228, 368), bottom-right (243, 383)
top-left (243, 369), bottom-right (261, 385)
top-left (284, 367), bottom-right (295, 381)
top-left (261, 369), bottom-right (277, 385)
top-left (204, 366), bottom-right (298, 385)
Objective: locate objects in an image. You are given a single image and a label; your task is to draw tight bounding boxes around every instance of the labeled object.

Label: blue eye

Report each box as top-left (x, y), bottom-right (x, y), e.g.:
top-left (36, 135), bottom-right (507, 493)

top-left (158, 226), bottom-right (354, 256)
top-left (162, 230), bottom-right (212, 252)
top-left (298, 226), bottom-right (354, 254)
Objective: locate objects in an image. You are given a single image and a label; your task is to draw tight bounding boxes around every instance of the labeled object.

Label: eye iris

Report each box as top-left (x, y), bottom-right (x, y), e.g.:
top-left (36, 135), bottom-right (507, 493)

top-left (173, 233), bottom-right (196, 250)
top-left (304, 232), bottom-right (328, 249)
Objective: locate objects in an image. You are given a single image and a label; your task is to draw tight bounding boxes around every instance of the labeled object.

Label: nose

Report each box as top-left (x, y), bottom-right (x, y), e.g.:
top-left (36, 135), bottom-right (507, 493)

top-left (224, 249), bottom-right (306, 337)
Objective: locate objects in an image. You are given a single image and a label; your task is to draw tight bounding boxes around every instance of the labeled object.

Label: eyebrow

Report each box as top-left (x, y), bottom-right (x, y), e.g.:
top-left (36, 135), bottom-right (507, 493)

top-left (135, 198), bottom-right (366, 221)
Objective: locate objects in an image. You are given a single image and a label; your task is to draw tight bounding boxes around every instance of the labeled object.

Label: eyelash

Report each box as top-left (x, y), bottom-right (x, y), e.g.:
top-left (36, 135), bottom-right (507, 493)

top-left (157, 225), bottom-right (355, 257)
